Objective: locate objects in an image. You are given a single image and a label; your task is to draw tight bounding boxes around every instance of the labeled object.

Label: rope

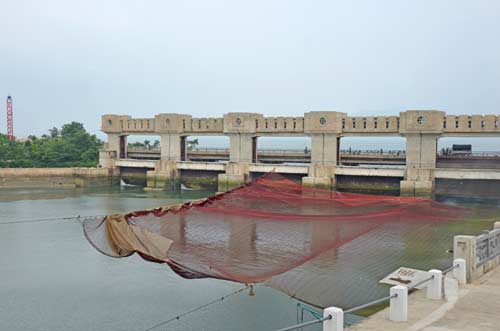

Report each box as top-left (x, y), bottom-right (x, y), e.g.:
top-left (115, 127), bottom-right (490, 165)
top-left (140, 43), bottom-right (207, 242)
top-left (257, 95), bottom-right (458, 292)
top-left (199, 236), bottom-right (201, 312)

top-left (0, 215), bottom-right (104, 225)
top-left (140, 285), bottom-right (252, 331)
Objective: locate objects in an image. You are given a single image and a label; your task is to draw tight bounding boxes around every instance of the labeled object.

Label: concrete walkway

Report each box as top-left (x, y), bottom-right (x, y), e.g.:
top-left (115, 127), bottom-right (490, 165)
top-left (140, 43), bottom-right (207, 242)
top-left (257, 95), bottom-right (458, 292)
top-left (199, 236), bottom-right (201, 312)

top-left (348, 267), bottom-right (500, 331)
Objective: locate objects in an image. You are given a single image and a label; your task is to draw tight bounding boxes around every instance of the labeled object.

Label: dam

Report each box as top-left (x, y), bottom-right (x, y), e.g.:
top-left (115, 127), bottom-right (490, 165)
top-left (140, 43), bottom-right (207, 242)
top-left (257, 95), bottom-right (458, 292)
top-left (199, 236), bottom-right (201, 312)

top-left (98, 110), bottom-right (500, 196)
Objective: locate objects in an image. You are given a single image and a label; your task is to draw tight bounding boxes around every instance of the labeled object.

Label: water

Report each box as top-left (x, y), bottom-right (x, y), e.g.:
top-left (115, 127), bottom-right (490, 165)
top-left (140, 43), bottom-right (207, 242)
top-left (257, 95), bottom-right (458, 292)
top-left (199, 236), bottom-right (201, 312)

top-left (0, 186), bottom-right (315, 331)
top-left (1, 185), bottom-right (499, 331)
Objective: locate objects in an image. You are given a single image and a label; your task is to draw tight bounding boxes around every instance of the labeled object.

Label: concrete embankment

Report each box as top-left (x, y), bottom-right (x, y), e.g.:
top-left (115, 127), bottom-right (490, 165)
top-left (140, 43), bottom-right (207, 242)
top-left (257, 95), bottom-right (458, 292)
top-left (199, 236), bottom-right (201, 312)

top-left (0, 168), bottom-right (116, 189)
top-left (348, 266), bottom-right (500, 331)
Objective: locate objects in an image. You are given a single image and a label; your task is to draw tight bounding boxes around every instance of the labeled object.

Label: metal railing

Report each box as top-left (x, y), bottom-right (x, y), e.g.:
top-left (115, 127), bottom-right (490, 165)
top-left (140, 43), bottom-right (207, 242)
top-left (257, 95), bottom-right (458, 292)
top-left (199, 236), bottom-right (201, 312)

top-left (343, 293), bottom-right (398, 315)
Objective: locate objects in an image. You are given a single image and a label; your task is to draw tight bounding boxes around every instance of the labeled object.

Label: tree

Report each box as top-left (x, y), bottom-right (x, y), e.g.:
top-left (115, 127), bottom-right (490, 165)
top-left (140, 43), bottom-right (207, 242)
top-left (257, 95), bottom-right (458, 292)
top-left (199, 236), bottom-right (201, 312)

top-left (61, 122), bottom-right (85, 138)
top-left (49, 127), bottom-right (59, 138)
top-left (0, 122), bottom-right (103, 168)
top-left (187, 138), bottom-right (199, 150)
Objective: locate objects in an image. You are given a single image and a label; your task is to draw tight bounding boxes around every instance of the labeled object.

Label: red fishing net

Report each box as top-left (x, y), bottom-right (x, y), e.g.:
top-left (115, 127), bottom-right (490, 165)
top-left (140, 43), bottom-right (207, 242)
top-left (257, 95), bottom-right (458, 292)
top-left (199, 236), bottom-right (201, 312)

top-left (83, 173), bottom-right (467, 308)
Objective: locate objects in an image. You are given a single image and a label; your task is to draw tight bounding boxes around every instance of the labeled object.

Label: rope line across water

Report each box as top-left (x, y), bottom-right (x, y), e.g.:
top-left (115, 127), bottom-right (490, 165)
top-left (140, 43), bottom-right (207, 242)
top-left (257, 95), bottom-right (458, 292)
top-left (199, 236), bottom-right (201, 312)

top-left (0, 215), bottom-right (105, 225)
top-left (140, 285), bottom-right (252, 331)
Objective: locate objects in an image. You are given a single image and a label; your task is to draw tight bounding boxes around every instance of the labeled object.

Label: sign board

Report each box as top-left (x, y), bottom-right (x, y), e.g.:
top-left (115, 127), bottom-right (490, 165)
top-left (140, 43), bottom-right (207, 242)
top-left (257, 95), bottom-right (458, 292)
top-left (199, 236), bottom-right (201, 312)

top-left (379, 267), bottom-right (430, 289)
top-left (476, 228), bottom-right (500, 267)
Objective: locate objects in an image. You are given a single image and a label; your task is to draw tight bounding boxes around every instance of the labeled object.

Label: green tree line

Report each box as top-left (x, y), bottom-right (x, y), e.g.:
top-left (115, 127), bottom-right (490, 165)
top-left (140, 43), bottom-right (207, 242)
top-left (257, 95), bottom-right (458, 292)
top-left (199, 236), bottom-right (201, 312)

top-left (0, 122), bottom-right (103, 168)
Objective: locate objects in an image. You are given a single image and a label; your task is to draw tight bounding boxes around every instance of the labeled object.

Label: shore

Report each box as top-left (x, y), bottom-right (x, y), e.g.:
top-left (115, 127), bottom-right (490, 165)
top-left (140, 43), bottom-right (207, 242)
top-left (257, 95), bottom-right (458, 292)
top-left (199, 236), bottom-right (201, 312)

top-left (0, 168), bottom-right (116, 189)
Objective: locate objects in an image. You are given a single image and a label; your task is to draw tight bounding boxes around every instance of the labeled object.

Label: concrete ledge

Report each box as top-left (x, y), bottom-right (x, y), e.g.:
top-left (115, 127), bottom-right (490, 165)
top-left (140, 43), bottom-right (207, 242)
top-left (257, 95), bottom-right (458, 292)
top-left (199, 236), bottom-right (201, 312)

top-left (414, 181), bottom-right (433, 196)
top-left (248, 164), bottom-right (309, 174)
top-left (146, 170), bottom-right (178, 189)
top-left (400, 180), bottom-right (433, 196)
top-left (302, 176), bottom-right (333, 189)
top-left (115, 159), bottom-right (156, 168)
top-left (0, 167), bottom-right (114, 189)
top-left (218, 174), bottom-right (246, 192)
top-left (434, 168), bottom-right (500, 180)
top-left (400, 180), bottom-right (415, 196)
top-left (0, 167), bottom-right (110, 178)
top-left (336, 166), bottom-right (405, 178)
top-left (177, 161), bottom-right (226, 172)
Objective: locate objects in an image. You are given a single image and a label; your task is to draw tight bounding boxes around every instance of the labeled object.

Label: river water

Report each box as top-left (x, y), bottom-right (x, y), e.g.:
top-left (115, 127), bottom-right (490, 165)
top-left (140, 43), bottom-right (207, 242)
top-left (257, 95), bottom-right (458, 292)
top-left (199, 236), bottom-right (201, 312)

top-left (0, 186), bottom-right (310, 331)
top-left (1, 185), bottom-right (498, 331)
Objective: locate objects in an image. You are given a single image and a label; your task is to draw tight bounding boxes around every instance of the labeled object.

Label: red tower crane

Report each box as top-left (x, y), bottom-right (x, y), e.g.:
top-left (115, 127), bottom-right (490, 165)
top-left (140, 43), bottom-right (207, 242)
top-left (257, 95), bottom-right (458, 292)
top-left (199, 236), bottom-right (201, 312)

top-left (6, 95), bottom-right (13, 141)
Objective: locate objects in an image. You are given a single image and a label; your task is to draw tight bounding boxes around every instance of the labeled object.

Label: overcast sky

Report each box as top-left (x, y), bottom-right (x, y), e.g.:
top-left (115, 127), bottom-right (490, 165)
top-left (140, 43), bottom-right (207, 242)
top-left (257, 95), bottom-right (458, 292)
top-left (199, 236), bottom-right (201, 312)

top-left (1, 0), bottom-right (499, 138)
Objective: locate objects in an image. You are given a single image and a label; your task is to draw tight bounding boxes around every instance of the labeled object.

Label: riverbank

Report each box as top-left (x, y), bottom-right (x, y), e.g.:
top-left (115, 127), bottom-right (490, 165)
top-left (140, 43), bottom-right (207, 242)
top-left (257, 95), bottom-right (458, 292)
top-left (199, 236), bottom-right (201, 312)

top-left (0, 168), bottom-right (117, 188)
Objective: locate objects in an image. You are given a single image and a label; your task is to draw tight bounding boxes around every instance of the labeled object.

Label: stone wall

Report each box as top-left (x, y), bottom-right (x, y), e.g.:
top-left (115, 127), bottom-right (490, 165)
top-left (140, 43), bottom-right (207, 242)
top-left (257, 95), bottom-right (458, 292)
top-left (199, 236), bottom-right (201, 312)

top-left (0, 168), bottom-right (115, 189)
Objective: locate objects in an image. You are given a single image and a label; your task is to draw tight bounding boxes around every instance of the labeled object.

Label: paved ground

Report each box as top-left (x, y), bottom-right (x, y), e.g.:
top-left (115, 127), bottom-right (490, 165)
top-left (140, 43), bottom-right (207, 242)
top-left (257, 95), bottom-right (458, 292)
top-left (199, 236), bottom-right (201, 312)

top-left (348, 267), bottom-right (500, 331)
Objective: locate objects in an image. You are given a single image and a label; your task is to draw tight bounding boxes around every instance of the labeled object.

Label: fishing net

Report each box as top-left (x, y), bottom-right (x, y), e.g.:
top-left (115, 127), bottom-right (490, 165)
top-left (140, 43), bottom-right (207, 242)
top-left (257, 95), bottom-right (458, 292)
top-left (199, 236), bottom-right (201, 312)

top-left (83, 173), bottom-right (469, 309)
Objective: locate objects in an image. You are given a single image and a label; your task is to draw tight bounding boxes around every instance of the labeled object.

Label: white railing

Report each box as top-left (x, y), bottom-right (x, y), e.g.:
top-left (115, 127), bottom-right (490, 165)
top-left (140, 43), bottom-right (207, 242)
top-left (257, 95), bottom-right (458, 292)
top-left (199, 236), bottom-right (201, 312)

top-left (276, 222), bottom-right (500, 331)
top-left (274, 259), bottom-right (466, 331)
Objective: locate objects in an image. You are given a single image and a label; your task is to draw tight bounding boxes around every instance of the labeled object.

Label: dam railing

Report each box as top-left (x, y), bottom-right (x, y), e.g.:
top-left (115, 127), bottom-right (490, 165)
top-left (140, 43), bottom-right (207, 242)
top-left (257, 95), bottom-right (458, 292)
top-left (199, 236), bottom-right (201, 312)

top-left (274, 259), bottom-right (465, 331)
top-left (274, 222), bottom-right (500, 331)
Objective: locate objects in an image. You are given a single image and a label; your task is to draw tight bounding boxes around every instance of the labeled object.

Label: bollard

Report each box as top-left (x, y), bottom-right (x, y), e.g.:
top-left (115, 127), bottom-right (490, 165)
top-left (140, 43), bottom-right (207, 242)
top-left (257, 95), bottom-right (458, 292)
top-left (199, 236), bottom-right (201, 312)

top-left (323, 307), bottom-right (343, 331)
top-left (494, 221), bottom-right (500, 230)
top-left (426, 269), bottom-right (442, 300)
top-left (453, 258), bottom-right (467, 285)
top-left (389, 285), bottom-right (408, 322)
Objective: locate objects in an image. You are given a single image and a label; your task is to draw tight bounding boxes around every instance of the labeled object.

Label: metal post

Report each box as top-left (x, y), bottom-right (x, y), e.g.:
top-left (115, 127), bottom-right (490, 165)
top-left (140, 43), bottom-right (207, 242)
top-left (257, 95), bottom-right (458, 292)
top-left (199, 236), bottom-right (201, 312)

top-left (453, 259), bottom-right (467, 285)
top-left (389, 286), bottom-right (407, 322)
top-left (323, 307), bottom-right (343, 331)
top-left (426, 270), bottom-right (442, 300)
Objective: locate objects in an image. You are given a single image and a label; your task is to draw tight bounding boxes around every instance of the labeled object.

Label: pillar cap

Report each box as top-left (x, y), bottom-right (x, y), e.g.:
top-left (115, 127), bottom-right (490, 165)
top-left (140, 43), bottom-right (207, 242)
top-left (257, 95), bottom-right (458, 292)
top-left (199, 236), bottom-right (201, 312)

top-left (155, 113), bottom-right (192, 133)
top-left (304, 111), bottom-right (346, 134)
top-left (223, 112), bottom-right (264, 133)
top-left (101, 114), bottom-right (131, 133)
top-left (399, 110), bottom-right (445, 134)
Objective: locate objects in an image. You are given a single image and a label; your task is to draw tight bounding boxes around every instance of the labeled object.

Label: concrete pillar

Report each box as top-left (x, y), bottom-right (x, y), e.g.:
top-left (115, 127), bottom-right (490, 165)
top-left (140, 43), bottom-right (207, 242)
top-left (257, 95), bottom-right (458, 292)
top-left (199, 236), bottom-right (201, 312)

top-left (401, 133), bottom-right (439, 196)
top-left (426, 269), bottom-right (442, 300)
top-left (303, 134), bottom-right (339, 188)
top-left (310, 134), bottom-right (339, 165)
top-left (228, 133), bottom-right (255, 163)
top-left (218, 162), bottom-right (249, 192)
top-left (323, 307), bottom-right (343, 331)
top-left (99, 133), bottom-right (125, 167)
top-left (218, 113), bottom-right (262, 191)
top-left (399, 110), bottom-right (444, 196)
top-left (107, 133), bottom-right (121, 156)
top-left (389, 285), bottom-right (408, 322)
top-left (146, 160), bottom-right (179, 189)
top-left (160, 133), bottom-right (182, 161)
top-left (303, 111), bottom-right (344, 189)
top-left (453, 235), bottom-right (476, 283)
top-left (453, 258), bottom-right (467, 285)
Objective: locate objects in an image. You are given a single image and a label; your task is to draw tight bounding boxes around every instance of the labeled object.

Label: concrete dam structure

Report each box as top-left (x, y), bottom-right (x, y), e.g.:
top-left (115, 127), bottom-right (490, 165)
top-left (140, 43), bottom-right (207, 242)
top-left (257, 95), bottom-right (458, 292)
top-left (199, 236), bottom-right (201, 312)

top-left (99, 111), bottom-right (500, 195)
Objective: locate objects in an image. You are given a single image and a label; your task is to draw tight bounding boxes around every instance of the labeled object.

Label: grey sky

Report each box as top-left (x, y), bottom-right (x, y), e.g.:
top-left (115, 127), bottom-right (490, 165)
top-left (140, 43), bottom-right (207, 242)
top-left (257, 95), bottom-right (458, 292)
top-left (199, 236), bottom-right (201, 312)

top-left (1, 0), bottom-right (499, 138)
